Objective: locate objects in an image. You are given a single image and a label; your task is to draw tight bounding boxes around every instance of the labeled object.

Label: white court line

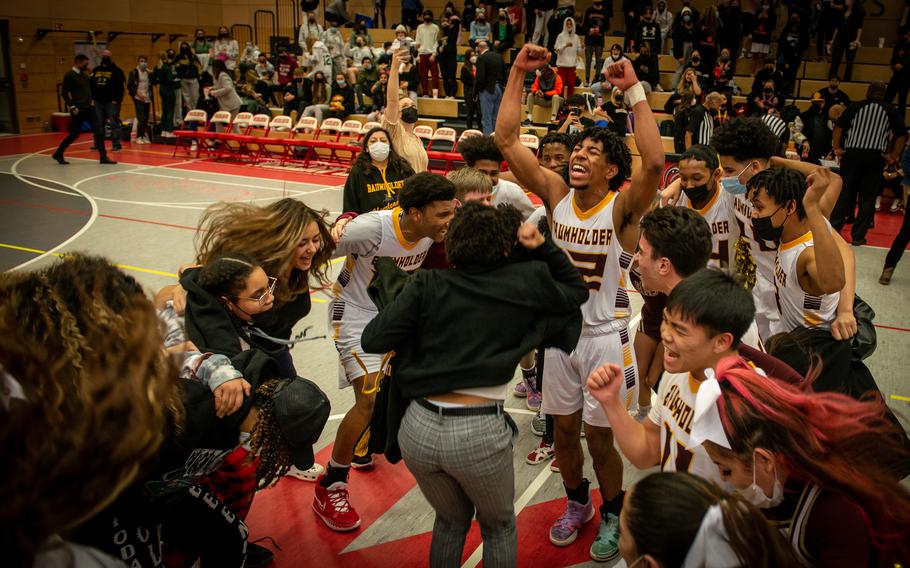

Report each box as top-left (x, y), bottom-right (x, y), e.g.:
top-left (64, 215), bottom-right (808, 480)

top-left (6, 145), bottom-right (100, 271)
top-left (123, 169), bottom-right (337, 194)
top-left (461, 312), bottom-right (643, 568)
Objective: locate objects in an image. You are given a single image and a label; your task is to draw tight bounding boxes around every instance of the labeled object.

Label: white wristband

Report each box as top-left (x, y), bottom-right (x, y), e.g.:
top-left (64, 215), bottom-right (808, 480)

top-left (623, 82), bottom-right (647, 108)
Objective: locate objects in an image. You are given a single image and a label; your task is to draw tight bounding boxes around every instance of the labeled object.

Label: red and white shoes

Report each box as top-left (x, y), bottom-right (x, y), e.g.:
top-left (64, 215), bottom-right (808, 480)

top-left (313, 477), bottom-right (361, 532)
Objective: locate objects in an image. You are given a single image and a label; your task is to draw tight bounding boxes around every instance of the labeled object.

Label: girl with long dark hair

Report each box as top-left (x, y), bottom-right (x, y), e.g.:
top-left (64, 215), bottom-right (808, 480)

top-left (342, 126), bottom-right (416, 213)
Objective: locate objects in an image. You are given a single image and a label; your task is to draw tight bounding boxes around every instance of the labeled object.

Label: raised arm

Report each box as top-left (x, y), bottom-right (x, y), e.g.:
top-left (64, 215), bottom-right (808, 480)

top-left (494, 45), bottom-right (569, 210)
top-left (799, 169), bottom-right (846, 295)
top-left (607, 59), bottom-right (665, 251)
top-left (385, 49), bottom-right (405, 122)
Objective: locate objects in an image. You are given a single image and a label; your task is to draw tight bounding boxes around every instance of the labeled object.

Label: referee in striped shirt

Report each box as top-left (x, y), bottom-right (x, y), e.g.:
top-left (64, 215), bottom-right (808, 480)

top-left (831, 81), bottom-right (908, 245)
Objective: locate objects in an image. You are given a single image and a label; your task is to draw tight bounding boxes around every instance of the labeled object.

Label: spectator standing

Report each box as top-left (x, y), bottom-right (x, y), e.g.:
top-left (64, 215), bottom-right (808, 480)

top-left (828, 0), bottom-right (863, 81)
top-left (633, 43), bottom-right (660, 92)
top-left (209, 59), bottom-right (243, 118)
top-left (53, 54), bottom-right (115, 164)
top-left (673, 7), bottom-right (698, 66)
top-left (696, 5), bottom-right (719, 73)
top-left (192, 28), bottom-right (212, 55)
top-left (532, 0), bottom-right (557, 46)
top-left (655, 1), bottom-right (674, 54)
top-left (127, 55), bottom-right (152, 144)
top-left (525, 64), bottom-right (563, 125)
top-left (298, 11), bottom-right (323, 50)
top-left (213, 26), bottom-right (239, 72)
top-left (686, 91), bottom-right (724, 148)
top-left (635, 6), bottom-right (662, 54)
top-left (622, 0), bottom-right (640, 51)
top-left (90, 49), bottom-right (126, 152)
top-left (470, 9), bottom-right (492, 48)
top-left (879, 144), bottom-right (910, 284)
top-left (154, 51), bottom-right (180, 138)
top-left (582, 0), bottom-right (608, 85)
top-left (325, 0), bottom-right (351, 27)
top-left (343, 126), bottom-right (416, 213)
top-left (438, 15), bottom-right (460, 98)
top-left (717, 0), bottom-right (742, 64)
top-left (492, 8), bottom-right (516, 54)
top-left (887, 25), bottom-right (910, 116)
top-left (554, 17), bottom-right (580, 97)
top-left (175, 42), bottom-right (202, 114)
top-left (832, 82), bottom-right (908, 245)
top-left (275, 49), bottom-right (298, 89)
top-left (546, 0), bottom-right (574, 54)
top-left (402, 0), bottom-right (422, 30)
top-left (463, 0), bottom-right (479, 30)
top-left (475, 40), bottom-right (505, 135)
top-left (750, 4), bottom-right (775, 74)
top-left (799, 92), bottom-right (833, 164)
top-left (777, 11), bottom-right (809, 97)
top-left (322, 25), bottom-right (347, 78)
top-left (461, 48), bottom-right (481, 130)
top-left (822, 74), bottom-right (852, 113)
top-left (416, 10), bottom-right (441, 98)
top-left (817, 0), bottom-right (845, 60)
top-left (384, 49), bottom-right (429, 172)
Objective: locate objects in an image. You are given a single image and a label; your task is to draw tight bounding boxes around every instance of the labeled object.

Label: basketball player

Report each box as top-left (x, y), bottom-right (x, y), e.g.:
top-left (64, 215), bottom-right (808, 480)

top-left (747, 168), bottom-right (846, 335)
top-left (315, 172), bottom-right (457, 532)
top-left (457, 135), bottom-right (537, 219)
top-left (671, 145), bottom-right (741, 273)
top-left (587, 269), bottom-right (756, 486)
top-left (495, 44), bottom-right (665, 560)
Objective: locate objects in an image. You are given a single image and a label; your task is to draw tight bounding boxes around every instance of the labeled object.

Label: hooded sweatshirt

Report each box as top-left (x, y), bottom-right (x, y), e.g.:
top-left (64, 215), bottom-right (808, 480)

top-left (311, 41), bottom-right (333, 77)
top-left (554, 18), bottom-right (580, 68)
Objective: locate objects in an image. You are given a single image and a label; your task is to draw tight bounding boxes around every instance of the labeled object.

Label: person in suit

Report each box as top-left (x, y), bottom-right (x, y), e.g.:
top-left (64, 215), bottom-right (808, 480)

top-left (474, 40), bottom-right (505, 135)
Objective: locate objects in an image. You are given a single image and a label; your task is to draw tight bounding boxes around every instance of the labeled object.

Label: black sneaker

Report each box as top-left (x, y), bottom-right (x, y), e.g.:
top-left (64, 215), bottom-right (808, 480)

top-left (52, 153), bottom-right (69, 165)
top-left (351, 453), bottom-right (374, 471)
top-left (100, 158), bottom-right (118, 164)
top-left (246, 542), bottom-right (276, 568)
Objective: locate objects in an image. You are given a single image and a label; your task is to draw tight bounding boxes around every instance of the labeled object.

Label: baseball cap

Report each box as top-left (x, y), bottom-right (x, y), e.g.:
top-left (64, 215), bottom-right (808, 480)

top-left (271, 377), bottom-right (330, 470)
top-left (810, 91), bottom-right (824, 103)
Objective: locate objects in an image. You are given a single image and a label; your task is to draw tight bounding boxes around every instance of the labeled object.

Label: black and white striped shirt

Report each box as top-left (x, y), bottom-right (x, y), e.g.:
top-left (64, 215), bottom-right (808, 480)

top-left (761, 113), bottom-right (789, 144)
top-left (686, 105), bottom-right (714, 146)
top-left (839, 100), bottom-right (907, 152)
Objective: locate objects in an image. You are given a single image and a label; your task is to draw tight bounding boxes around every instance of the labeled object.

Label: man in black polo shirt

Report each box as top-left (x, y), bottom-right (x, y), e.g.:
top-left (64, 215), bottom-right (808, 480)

top-left (685, 91), bottom-right (724, 149)
top-left (832, 81), bottom-right (908, 245)
top-left (822, 75), bottom-right (851, 114)
top-left (53, 54), bottom-right (116, 165)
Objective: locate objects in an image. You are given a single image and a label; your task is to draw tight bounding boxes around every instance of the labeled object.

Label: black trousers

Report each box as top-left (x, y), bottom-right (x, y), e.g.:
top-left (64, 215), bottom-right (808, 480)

top-left (831, 149), bottom-right (885, 242)
top-left (885, 208), bottom-right (910, 268)
top-left (465, 94), bottom-right (480, 130)
top-left (439, 52), bottom-right (457, 97)
top-left (402, 8), bottom-right (419, 30)
top-left (374, 0), bottom-right (387, 28)
top-left (829, 39), bottom-right (857, 81)
top-left (55, 106), bottom-right (108, 161)
top-left (886, 73), bottom-right (910, 115)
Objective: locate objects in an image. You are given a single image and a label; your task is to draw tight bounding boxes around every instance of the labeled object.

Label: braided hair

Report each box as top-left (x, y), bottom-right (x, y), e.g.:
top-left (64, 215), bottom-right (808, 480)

top-left (196, 252), bottom-right (259, 301)
top-left (249, 379), bottom-right (292, 487)
top-left (747, 168), bottom-right (808, 220)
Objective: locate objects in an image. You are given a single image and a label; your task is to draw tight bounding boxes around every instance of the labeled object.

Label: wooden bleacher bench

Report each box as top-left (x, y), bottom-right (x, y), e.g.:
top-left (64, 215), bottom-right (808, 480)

top-left (800, 61), bottom-right (891, 82)
top-left (417, 97), bottom-right (459, 118)
top-left (798, 79), bottom-right (868, 100)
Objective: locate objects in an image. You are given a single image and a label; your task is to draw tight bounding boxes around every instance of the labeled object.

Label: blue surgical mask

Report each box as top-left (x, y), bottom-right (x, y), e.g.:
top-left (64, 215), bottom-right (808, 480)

top-left (720, 163), bottom-right (751, 195)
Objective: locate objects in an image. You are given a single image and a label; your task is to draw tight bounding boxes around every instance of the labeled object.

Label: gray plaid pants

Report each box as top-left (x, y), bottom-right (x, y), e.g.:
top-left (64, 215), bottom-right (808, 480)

top-left (398, 400), bottom-right (517, 567)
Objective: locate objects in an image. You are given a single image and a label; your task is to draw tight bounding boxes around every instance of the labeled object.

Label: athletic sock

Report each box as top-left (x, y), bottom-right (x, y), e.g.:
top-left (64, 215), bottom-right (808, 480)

top-left (320, 459), bottom-right (350, 487)
top-left (600, 489), bottom-right (625, 519)
top-left (565, 478), bottom-right (590, 504)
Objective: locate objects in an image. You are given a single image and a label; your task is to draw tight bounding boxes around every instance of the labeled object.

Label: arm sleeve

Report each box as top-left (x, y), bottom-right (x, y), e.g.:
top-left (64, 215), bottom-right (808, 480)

top-left (334, 212), bottom-right (384, 257)
top-left (361, 272), bottom-right (424, 353)
top-left (191, 353), bottom-right (244, 392)
top-left (61, 73), bottom-right (74, 108)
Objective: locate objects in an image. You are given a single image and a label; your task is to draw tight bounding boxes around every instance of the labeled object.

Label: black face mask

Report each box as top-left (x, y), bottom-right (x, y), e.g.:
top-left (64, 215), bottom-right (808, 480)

top-left (101, 57), bottom-right (112, 65)
top-left (752, 207), bottom-right (787, 241)
top-left (401, 107), bottom-right (419, 123)
top-left (683, 182), bottom-right (712, 205)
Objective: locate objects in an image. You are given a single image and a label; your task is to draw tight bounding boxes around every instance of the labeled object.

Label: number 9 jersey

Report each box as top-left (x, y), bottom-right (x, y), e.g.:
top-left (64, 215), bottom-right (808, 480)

top-left (550, 190), bottom-right (635, 327)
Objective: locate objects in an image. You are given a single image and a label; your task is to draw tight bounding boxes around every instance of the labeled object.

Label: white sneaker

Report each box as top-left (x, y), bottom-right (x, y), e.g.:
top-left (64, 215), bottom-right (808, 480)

top-left (286, 463), bottom-right (325, 482)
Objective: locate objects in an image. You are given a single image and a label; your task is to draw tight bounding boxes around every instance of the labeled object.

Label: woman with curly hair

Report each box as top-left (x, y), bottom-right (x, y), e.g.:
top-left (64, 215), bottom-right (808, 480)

top-left (165, 197), bottom-right (336, 379)
top-left (342, 126), bottom-right (415, 214)
top-left (691, 357), bottom-right (910, 566)
top-left (361, 203), bottom-right (588, 566)
top-left (0, 254), bottom-right (180, 568)
top-left (619, 472), bottom-right (798, 567)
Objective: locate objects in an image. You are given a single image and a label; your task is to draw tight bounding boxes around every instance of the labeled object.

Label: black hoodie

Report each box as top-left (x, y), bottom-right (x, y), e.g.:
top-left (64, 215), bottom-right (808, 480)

top-left (91, 61), bottom-right (126, 103)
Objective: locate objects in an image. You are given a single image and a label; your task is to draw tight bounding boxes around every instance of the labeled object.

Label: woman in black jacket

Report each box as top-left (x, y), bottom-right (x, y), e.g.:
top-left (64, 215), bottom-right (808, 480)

top-left (461, 48), bottom-right (481, 130)
top-left (361, 203), bottom-right (587, 567)
top-left (342, 126), bottom-right (415, 213)
top-left (174, 41), bottom-right (203, 114)
top-left (438, 14), bottom-right (461, 97)
top-left (326, 72), bottom-right (355, 120)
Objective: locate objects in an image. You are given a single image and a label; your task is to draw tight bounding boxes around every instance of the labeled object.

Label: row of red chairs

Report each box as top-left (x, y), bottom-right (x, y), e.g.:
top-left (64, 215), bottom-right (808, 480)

top-left (171, 110), bottom-right (481, 172)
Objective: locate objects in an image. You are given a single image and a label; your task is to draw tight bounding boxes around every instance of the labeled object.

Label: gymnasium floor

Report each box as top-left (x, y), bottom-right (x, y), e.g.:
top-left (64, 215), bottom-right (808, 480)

top-left (2, 133), bottom-right (909, 567)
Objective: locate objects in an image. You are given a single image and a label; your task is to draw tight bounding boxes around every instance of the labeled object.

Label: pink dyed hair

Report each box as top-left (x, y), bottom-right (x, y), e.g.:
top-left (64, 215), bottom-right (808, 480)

top-left (711, 356), bottom-right (910, 561)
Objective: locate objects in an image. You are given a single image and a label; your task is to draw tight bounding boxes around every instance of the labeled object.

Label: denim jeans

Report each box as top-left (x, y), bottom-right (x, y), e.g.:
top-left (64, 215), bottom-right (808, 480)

top-left (94, 101), bottom-right (123, 148)
top-left (479, 85), bottom-right (502, 136)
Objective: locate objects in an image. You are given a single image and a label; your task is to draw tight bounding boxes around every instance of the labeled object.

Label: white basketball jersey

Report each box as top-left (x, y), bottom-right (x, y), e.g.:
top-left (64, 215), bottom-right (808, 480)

top-left (648, 372), bottom-right (724, 485)
top-left (550, 190), bottom-right (634, 327)
top-left (773, 231), bottom-right (839, 334)
top-left (731, 193), bottom-right (779, 283)
top-left (331, 207), bottom-right (432, 311)
top-left (677, 189), bottom-right (741, 274)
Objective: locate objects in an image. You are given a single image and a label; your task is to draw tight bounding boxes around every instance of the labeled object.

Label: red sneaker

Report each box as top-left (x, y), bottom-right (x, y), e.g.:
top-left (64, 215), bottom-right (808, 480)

top-left (313, 477), bottom-right (361, 531)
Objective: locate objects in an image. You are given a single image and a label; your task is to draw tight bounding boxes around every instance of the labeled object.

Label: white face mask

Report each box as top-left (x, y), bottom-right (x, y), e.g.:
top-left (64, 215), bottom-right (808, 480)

top-left (369, 141), bottom-right (391, 162)
top-left (735, 454), bottom-right (784, 509)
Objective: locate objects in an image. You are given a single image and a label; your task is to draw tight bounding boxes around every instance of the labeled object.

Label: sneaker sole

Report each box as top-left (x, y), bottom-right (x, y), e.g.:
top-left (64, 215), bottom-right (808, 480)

top-left (350, 461), bottom-right (374, 471)
top-left (549, 506), bottom-right (595, 547)
top-left (526, 453), bottom-right (555, 465)
top-left (312, 504), bottom-right (362, 532)
top-left (550, 462), bottom-right (560, 472)
top-left (590, 547), bottom-right (621, 562)
top-left (526, 399), bottom-right (541, 411)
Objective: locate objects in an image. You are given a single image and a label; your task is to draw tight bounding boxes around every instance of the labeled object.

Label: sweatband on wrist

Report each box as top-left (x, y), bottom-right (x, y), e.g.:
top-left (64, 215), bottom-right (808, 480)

top-left (623, 82), bottom-right (647, 108)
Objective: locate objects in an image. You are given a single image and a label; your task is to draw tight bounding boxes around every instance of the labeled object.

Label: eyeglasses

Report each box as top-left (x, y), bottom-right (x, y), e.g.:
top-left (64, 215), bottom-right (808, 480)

top-left (235, 276), bottom-right (277, 306)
